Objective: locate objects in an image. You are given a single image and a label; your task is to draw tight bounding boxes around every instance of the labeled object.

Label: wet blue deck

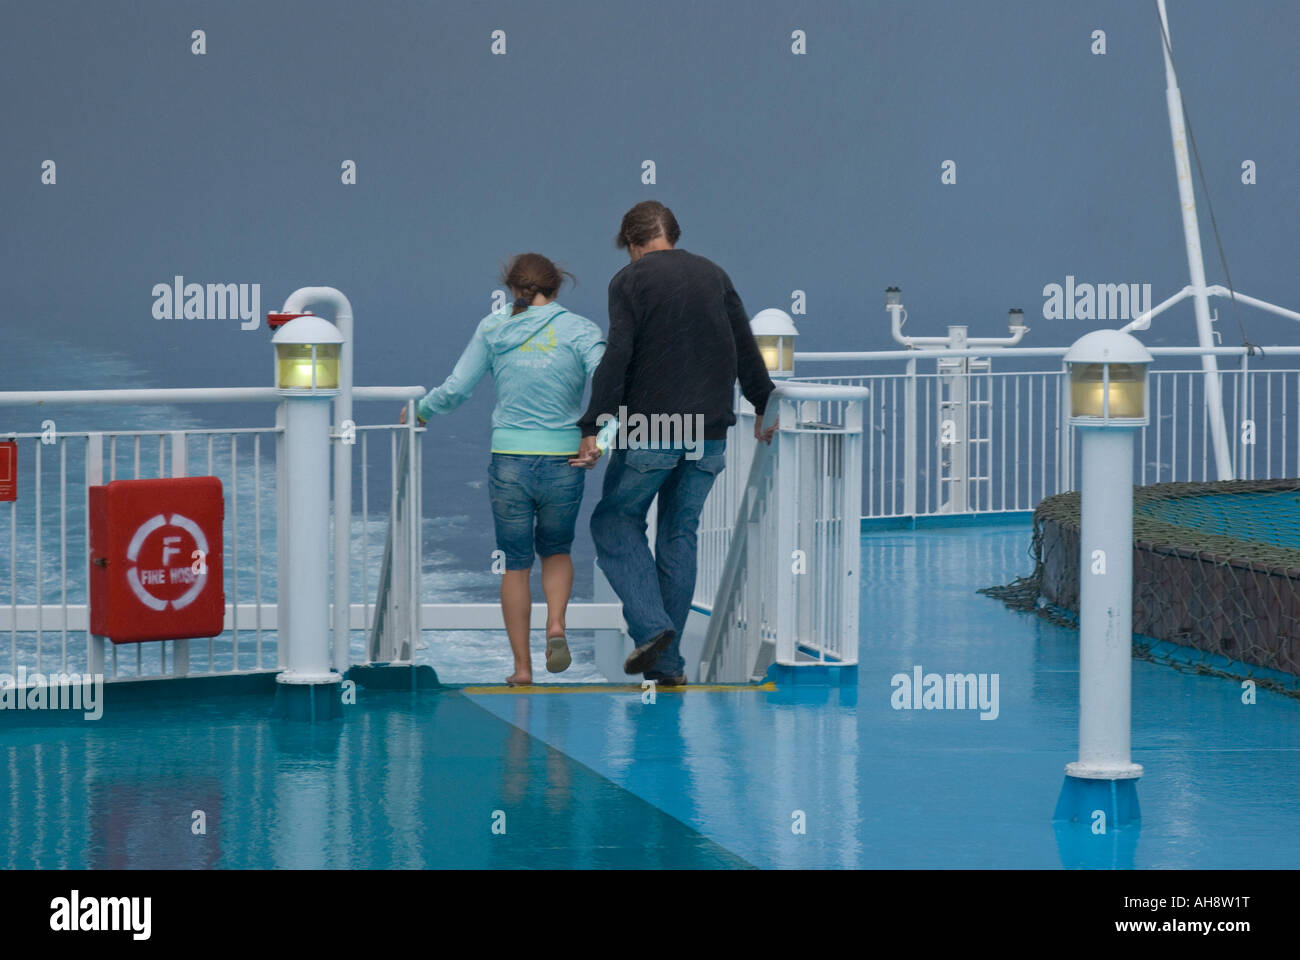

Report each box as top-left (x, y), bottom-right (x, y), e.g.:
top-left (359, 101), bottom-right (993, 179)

top-left (3, 522), bottom-right (1299, 868)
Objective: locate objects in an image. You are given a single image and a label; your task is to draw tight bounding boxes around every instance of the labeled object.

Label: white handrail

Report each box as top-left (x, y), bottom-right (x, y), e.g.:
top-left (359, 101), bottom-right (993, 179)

top-left (0, 386), bottom-right (425, 406)
top-left (796, 345), bottom-right (1300, 363)
top-left (769, 381), bottom-right (870, 401)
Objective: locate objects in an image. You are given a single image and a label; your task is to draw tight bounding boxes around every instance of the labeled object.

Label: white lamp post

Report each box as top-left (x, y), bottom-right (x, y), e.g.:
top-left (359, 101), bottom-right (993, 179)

top-left (1054, 329), bottom-right (1152, 828)
top-left (751, 308), bottom-right (798, 379)
top-left (272, 315), bottom-right (345, 720)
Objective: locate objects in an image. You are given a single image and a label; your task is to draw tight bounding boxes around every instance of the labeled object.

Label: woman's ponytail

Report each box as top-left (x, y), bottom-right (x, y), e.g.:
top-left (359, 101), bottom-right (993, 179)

top-left (501, 254), bottom-right (575, 317)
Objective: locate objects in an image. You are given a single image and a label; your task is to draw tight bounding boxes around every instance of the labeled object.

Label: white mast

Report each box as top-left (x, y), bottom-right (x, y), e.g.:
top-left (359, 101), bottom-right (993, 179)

top-left (1156, 0), bottom-right (1233, 480)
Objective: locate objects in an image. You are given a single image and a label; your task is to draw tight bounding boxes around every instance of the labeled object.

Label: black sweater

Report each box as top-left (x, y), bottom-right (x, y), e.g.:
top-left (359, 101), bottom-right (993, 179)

top-left (578, 249), bottom-right (776, 441)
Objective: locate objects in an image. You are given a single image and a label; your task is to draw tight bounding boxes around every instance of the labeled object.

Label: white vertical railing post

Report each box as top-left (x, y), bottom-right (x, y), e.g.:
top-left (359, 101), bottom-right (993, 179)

top-left (407, 401), bottom-right (420, 664)
top-left (85, 433), bottom-right (106, 678)
top-left (903, 357), bottom-right (917, 516)
top-left (1239, 354), bottom-right (1251, 481)
top-left (795, 413), bottom-right (815, 654)
top-left (390, 432), bottom-right (409, 662)
top-left (773, 397), bottom-right (797, 665)
top-left (170, 430), bottom-right (189, 676)
top-left (1058, 371), bottom-right (1073, 491)
top-left (841, 399), bottom-right (863, 663)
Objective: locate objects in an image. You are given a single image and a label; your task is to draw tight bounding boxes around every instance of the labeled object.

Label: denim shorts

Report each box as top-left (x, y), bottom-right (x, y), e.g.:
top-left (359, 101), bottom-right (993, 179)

top-left (487, 454), bottom-right (587, 570)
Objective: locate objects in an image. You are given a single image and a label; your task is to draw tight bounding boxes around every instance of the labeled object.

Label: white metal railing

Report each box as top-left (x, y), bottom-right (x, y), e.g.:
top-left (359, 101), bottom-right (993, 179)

top-left (0, 427), bottom-right (281, 678)
top-left (697, 384), bottom-right (866, 683)
top-left (365, 408), bottom-right (422, 664)
top-left (792, 347), bottom-right (1300, 520)
top-left (0, 388), bottom-right (424, 681)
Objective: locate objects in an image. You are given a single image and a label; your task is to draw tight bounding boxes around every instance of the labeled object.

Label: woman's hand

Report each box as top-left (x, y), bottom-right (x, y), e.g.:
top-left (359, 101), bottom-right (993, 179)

top-left (399, 405), bottom-right (427, 426)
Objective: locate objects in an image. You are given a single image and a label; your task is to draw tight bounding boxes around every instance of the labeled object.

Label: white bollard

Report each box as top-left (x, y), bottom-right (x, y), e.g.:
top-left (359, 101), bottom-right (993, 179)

top-left (1069, 426), bottom-right (1143, 782)
top-left (1055, 329), bottom-right (1151, 832)
top-left (271, 315), bottom-right (345, 720)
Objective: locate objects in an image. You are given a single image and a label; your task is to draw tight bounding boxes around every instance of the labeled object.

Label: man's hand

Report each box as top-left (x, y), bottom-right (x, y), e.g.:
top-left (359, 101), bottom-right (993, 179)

top-left (569, 435), bottom-right (602, 468)
top-left (755, 414), bottom-right (778, 444)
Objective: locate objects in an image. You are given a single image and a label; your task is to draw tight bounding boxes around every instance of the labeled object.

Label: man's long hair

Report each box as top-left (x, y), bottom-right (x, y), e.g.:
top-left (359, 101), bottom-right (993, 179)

top-left (615, 200), bottom-right (681, 250)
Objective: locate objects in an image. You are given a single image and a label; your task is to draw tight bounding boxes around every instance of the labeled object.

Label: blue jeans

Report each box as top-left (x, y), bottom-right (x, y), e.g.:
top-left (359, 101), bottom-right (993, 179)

top-left (488, 454), bottom-right (586, 570)
top-left (589, 440), bottom-right (726, 678)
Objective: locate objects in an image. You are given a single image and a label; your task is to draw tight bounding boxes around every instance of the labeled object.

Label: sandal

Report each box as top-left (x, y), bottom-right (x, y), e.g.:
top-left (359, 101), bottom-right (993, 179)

top-left (545, 635), bottom-right (571, 673)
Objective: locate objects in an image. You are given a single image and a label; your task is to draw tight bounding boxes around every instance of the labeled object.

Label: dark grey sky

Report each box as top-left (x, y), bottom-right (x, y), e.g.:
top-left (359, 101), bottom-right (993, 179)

top-left (3, 0), bottom-right (1297, 399)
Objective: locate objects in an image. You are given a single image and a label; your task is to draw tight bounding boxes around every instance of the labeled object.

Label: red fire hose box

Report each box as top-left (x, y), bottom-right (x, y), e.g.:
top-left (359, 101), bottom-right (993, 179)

top-left (88, 477), bottom-right (226, 643)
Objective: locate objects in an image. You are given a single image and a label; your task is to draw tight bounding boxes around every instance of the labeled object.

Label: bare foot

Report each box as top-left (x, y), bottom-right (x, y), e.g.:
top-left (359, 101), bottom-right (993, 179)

top-left (506, 672), bottom-right (532, 686)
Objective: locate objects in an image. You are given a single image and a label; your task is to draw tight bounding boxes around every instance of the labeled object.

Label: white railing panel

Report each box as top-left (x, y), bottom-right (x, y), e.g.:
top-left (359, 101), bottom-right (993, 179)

top-left (794, 359), bottom-right (1300, 521)
top-left (700, 385), bottom-right (866, 682)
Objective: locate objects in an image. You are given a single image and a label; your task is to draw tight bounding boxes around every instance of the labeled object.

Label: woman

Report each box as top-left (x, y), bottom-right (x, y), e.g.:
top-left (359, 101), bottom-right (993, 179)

top-left (405, 253), bottom-right (606, 685)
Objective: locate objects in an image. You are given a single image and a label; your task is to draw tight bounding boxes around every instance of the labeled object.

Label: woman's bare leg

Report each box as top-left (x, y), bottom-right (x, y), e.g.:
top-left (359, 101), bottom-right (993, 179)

top-left (501, 568), bottom-right (533, 683)
top-left (540, 553), bottom-right (573, 638)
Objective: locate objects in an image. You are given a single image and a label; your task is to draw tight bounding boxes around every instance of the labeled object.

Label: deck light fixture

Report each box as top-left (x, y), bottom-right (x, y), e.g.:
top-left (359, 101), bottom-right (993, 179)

top-left (1055, 328), bottom-right (1151, 833)
top-left (751, 308), bottom-right (798, 378)
top-left (271, 315), bottom-right (344, 719)
top-left (1065, 329), bottom-right (1152, 424)
top-left (273, 315), bottom-right (344, 394)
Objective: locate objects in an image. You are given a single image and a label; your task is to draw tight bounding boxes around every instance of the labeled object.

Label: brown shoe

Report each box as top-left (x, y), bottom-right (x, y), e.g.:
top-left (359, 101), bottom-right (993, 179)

top-left (624, 629), bottom-right (674, 675)
top-left (647, 673), bottom-right (687, 687)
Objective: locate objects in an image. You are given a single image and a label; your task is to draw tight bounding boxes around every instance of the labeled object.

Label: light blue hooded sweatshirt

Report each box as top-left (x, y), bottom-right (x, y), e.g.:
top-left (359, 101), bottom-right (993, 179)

top-left (417, 301), bottom-right (606, 455)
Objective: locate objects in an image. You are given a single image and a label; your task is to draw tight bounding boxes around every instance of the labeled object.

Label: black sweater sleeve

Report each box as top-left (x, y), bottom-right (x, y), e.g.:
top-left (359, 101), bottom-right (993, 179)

top-left (722, 271), bottom-right (776, 416)
top-left (577, 268), bottom-right (636, 436)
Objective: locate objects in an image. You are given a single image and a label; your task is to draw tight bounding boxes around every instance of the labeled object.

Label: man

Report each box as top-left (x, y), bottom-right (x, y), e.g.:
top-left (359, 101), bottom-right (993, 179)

top-left (571, 200), bottom-right (777, 685)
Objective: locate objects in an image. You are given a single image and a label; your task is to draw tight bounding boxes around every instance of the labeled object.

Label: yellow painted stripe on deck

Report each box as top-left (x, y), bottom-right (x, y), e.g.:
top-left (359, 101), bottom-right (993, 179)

top-left (462, 682), bottom-right (777, 695)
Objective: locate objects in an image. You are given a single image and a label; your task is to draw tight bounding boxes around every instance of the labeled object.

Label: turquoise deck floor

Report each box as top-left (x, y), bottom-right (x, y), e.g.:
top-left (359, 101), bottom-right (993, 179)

top-left (3, 522), bottom-right (1299, 868)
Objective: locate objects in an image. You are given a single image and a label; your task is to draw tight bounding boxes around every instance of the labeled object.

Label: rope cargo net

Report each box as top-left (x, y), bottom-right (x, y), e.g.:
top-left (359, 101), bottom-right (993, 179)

top-left (980, 478), bottom-right (1300, 700)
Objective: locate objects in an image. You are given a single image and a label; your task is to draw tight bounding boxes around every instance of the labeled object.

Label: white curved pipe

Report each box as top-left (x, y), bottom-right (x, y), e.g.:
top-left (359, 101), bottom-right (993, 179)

top-left (888, 302), bottom-right (1029, 349)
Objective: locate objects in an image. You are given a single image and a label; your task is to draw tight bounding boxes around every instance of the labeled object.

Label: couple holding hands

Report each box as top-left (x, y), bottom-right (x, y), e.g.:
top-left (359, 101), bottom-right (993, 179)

top-left (407, 201), bottom-right (776, 686)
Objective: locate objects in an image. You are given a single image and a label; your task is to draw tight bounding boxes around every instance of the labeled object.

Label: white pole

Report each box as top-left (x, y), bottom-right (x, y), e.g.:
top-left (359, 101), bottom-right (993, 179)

top-left (170, 430), bottom-right (189, 676)
top-left (1069, 426), bottom-right (1142, 781)
top-left (275, 401), bottom-right (290, 669)
top-left (85, 433), bottom-right (105, 678)
top-left (333, 302), bottom-right (353, 673)
top-left (903, 356), bottom-right (917, 516)
top-left (280, 396), bottom-right (334, 681)
top-left (1156, 0), bottom-right (1233, 481)
top-left (278, 287), bottom-right (354, 673)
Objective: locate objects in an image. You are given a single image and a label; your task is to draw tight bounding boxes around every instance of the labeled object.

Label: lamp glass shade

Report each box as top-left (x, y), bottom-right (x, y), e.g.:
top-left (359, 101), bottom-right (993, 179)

top-left (276, 342), bottom-right (340, 391)
top-left (1069, 362), bottom-right (1145, 420)
top-left (756, 334), bottom-right (793, 375)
